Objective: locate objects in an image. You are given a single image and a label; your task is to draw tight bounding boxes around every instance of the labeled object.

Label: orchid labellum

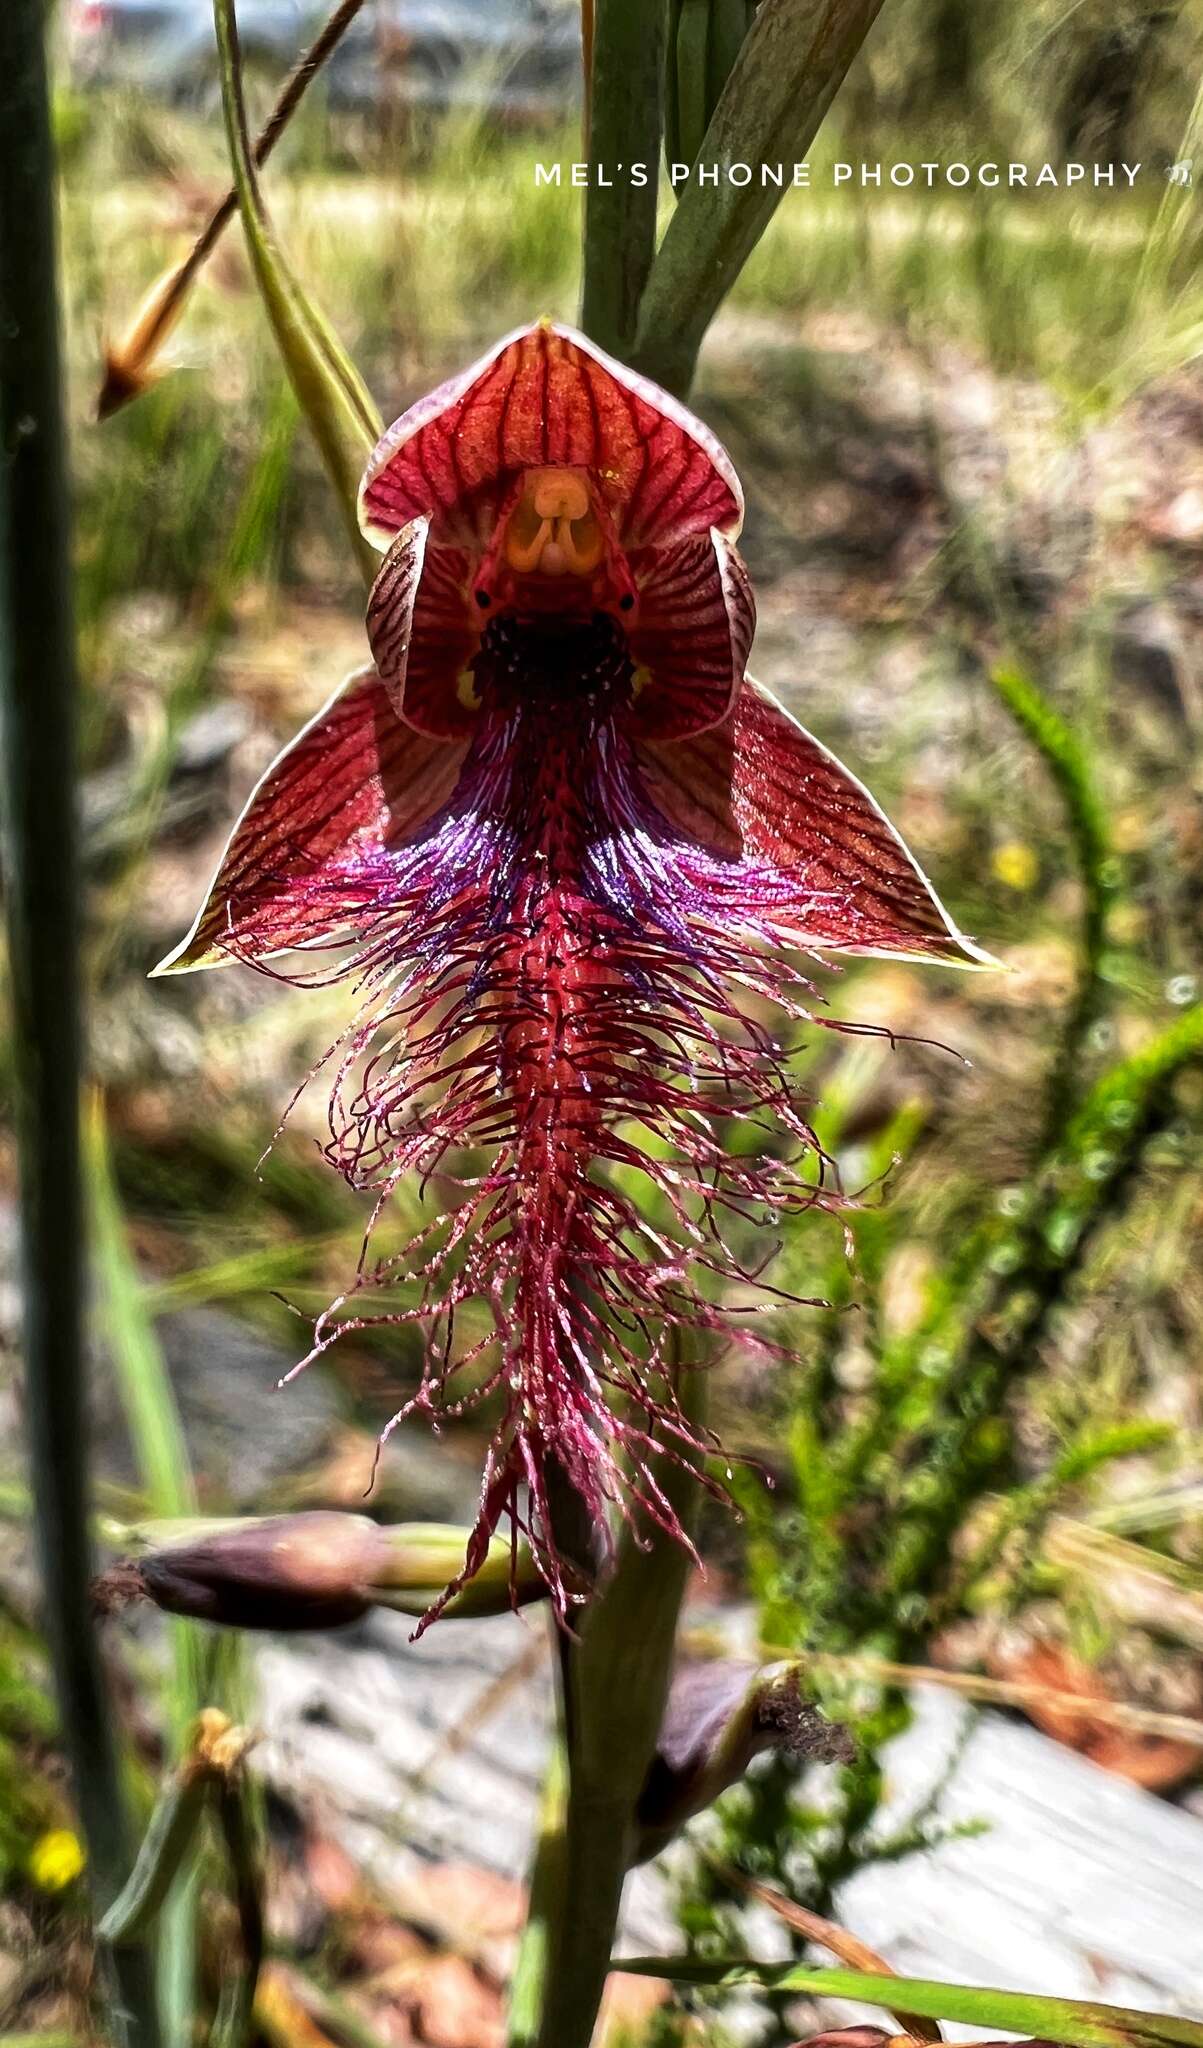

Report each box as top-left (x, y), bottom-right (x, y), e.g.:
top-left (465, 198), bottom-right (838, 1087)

top-left (157, 321), bottom-right (987, 1623)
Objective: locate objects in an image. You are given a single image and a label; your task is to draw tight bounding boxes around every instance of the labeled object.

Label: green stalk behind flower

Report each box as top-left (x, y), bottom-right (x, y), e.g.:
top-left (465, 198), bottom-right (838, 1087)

top-left (212, 0), bottom-right (380, 585)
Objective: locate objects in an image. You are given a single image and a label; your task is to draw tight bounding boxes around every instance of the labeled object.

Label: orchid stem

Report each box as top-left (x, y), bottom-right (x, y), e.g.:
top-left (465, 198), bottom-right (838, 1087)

top-left (580, 0), bottom-right (595, 152)
top-left (506, 1736), bottom-right (569, 2047)
top-left (195, 0), bottom-right (371, 265)
top-left (530, 1371), bottom-right (707, 2048)
top-left (0, 9), bottom-right (159, 2041)
top-left (580, 0), bottom-right (668, 357)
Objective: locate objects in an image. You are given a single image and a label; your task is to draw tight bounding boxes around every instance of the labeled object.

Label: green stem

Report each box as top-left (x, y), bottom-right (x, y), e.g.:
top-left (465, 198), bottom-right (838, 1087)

top-left (580, 0), bottom-right (668, 356)
top-left (100, 1769), bottom-right (211, 1949)
top-left (88, 1099), bottom-right (203, 1735)
top-left (211, 1771), bottom-right (265, 2048)
top-left (506, 1737), bottom-right (569, 2047)
top-left (633, 0), bottom-right (888, 394)
top-left (0, 11), bottom-right (159, 2043)
top-left (532, 1371), bottom-right (707, 2048)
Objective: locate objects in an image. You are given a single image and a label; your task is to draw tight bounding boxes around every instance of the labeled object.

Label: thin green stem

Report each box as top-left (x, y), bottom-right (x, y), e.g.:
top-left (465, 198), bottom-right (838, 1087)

top-left (212, 0), bottom-right (380, 584)
top-left (88, 1098), bottom-right (202, 1734)
top-left (211, 1771), bottom-right (265, 2048)
top-left (580, 0), bottom-right (668, 355)
top-left (0, 11), bottom-right (160, 2043)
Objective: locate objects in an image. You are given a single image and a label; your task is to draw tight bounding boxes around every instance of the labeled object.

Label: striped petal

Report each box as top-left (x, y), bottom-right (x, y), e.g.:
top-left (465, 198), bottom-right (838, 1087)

top-left (358, 320), bottom-right (742, 556)
top-left (628, 530), bottom-right (754, 740)
top-left (365, 519), bottom-right (480, 739)
top-left (153, 668), bottom-right (467, 973)
top-left (635, 680), bottom-right (993, 964)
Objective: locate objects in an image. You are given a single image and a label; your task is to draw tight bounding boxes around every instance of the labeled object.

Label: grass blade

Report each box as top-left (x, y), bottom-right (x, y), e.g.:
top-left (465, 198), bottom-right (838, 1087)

top-left (612, 1960), bottom-right (1203, 2048)
top-left (87, 1097), bottom-right (235, 2048)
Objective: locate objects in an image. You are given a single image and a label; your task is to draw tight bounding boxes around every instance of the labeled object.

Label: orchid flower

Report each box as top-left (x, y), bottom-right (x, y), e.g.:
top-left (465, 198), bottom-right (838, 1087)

top-left (156, 320), bottom-right (988, 1624)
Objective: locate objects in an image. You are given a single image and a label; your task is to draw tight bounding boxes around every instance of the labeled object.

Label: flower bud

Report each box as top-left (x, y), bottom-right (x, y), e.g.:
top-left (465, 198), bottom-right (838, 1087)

top-left (97, 257), bottom-right (193, 420)
top-left (634, 1659), bottom-right (854, 1862)
top-left (97, 1512), bottom-right (548, 1631)
top-left (135, 1512), bottom-right (389, 1630)
top-left (790, 2030), bottom-right (904, 2048)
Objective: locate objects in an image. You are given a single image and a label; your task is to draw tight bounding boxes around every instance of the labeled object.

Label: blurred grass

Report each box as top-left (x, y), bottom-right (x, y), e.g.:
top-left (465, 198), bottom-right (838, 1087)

top-left (89, 1098), bottom-right (254, 2048)
top-left (88, 1097), bottom-right (203, 1738)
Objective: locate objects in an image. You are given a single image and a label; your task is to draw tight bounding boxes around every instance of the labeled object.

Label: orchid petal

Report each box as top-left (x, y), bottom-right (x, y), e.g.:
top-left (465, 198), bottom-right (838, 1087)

top-left (358, 319), bottom-right (743, 555)
top-left (152, 667), bottom-right (466, 974)
top-left (365, 518), bottom-right (480, 739)
top-left (628, 529), bottom-right (754, 739)
top-left (635, 679), bottom-right (995, 965)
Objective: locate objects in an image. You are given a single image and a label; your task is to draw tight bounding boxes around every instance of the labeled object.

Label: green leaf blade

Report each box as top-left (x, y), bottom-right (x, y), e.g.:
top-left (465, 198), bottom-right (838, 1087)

top-left (611, 1959), bottom-right (1203, 2048)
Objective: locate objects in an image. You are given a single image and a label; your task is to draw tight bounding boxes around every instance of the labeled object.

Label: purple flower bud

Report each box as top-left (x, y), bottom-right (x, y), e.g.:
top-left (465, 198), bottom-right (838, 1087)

top-left (635, 1659), bottom-right (854, 1862)
top-left (789, 2029), bottom-right (899, 2048)
top-left (97, 1512), bottom-right (549, 1632)
top-left (134, 1512), bottom-right (389, 1630)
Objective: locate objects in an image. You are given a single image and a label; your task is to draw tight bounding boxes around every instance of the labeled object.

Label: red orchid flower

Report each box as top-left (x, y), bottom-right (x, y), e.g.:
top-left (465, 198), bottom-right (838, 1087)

top-left (156, 321), bottom-right (988, 1625)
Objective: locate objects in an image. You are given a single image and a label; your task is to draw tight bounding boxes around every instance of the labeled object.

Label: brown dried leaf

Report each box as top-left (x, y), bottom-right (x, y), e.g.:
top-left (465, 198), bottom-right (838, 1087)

top-left (995, 1643), bottom-right (1200, 1790)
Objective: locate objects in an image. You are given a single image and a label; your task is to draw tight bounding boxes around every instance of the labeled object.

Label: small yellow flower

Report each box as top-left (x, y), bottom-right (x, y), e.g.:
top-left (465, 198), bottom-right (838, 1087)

top-left (992, 840), bottom-right (1039, 891)
top-left (28, 1827), bottom-right (86, 1892)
